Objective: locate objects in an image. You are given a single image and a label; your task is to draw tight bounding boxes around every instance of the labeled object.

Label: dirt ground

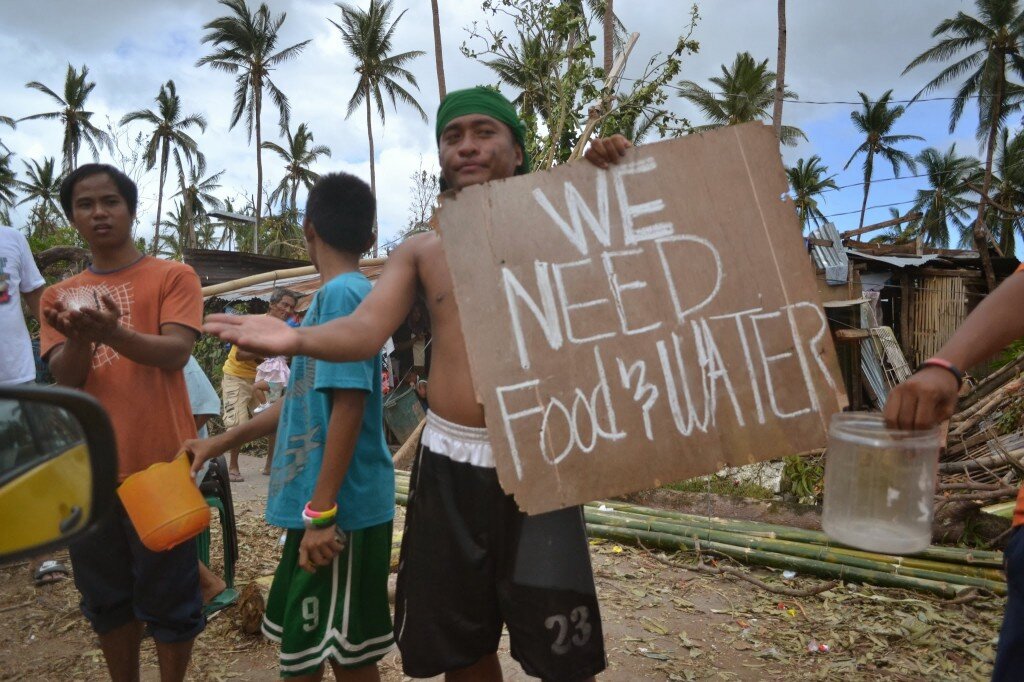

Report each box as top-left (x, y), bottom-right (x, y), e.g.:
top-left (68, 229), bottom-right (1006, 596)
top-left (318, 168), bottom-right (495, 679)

top-left (0, 454), bottom-right (1007, 681)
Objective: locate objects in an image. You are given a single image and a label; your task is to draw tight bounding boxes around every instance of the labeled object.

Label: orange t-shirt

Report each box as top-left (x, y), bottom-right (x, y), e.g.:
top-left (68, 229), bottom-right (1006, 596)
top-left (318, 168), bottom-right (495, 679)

top-left (40, 256), bottom-right (203, 480)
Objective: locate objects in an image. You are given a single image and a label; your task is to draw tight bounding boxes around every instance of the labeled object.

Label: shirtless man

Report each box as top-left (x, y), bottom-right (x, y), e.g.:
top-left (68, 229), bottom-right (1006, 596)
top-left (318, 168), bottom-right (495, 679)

top-left (205, 86), bottom-right (630, 682)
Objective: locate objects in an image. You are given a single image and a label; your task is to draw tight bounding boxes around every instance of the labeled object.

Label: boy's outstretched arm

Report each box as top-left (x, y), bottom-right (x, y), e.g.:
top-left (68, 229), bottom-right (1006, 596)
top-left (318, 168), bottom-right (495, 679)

top-left (299, 389), bottom-right (365, 573)
top-left (885, 272), bottom-right (1024, 430)
top-left (184, 398), bottom-right (283, 474)
top-left (204, 238), bottom-right (421, 362)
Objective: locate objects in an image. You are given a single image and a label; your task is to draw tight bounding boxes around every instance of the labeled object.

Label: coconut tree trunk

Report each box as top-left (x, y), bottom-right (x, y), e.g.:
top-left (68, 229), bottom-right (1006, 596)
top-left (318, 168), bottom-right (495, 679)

top-left (772, 0), bottom-right (786, 145)
top-left (431, 0), bottom-right (446, 100)
top-left (254, 83), bottom-right (263, 254)
top-left (150, 139), bottom-right (169, 255)
top-left (603, 0), bottom-right (614, 76)
top-left (366, 94), bottom-right (378, 257)
top-left (858, 150), bottom-right (874, 230)
top-left (290, 177), bottom-right (299, 217)
top-left (973, 67), bottom-right (1003, 292)
top-left (183, 191), bottom-right (195, 252)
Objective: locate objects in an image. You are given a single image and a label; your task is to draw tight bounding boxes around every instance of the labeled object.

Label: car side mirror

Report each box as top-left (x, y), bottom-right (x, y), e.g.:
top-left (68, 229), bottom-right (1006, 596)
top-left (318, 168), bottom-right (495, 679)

top-left (0, 385), bottom-right (117, 564)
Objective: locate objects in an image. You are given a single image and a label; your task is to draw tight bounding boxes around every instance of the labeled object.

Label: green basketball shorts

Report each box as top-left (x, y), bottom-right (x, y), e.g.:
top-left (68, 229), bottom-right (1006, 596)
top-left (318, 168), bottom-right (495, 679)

top-left (262, 522), bottom-right (395, 678)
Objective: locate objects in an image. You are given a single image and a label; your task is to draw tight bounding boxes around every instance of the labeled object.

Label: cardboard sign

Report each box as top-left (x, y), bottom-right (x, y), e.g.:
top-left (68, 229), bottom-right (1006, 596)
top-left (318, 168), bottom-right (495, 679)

top-left (438, 123), bottom-right (846, 514)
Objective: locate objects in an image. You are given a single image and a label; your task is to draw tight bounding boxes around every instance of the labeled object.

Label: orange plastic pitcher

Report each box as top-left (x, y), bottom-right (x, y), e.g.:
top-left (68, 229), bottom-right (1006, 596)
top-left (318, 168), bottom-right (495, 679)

top-left (117, 453), bottom-right (210, 551)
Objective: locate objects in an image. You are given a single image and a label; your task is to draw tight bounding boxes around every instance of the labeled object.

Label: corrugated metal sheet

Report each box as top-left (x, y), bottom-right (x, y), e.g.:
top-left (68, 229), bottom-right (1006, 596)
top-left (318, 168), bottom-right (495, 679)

top-left (808, 223), bottom-right (849, 284)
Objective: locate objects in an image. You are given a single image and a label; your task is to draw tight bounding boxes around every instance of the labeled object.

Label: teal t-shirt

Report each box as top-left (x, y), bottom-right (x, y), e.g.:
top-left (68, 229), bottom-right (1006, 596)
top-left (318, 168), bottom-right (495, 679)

top-left (264, 271), bottom-right (394, 531)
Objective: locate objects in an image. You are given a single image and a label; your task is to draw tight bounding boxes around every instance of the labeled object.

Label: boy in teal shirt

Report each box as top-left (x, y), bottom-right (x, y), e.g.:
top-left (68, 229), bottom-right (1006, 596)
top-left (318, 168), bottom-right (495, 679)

top-left (185, 172), bottom-right (394, 679)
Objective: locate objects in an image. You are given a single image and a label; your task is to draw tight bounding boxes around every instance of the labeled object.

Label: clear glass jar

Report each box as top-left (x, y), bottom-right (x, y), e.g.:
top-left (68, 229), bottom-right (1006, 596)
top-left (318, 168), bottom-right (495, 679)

top-left (822, 412), bottom-right (941, 554)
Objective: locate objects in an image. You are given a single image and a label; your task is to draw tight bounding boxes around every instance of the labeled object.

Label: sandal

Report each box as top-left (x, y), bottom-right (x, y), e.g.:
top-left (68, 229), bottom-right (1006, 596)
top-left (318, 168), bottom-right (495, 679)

top-left (229, 471), bottom-right (244, 483)
top-left (33, 560), bottom-right (69, 586)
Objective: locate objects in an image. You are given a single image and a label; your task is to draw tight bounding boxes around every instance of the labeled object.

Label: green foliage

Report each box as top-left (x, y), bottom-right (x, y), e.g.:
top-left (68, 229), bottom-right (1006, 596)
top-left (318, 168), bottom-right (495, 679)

top-left (780, 453), bottom-right (824, 504)
top-left (462, 0), bottom-right (698, 168)
top-left (995, 395), bottom-right (1024, 434)
top-left (193, 332), bottom-right (229, 389)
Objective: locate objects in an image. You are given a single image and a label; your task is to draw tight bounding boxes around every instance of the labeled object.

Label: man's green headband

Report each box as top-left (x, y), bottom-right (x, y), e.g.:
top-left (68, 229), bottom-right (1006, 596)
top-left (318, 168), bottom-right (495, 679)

top-left (435, 86), bottom-right (530, 176)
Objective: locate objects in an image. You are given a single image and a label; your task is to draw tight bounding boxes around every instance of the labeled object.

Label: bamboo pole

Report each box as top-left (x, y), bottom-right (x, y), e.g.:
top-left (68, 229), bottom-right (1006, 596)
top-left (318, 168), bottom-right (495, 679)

top-left (201, 257), bottom-right (387, 298)
top-left (583, 505), bottom-right (1004, 580)
top-left (586, 525), bottom-right (979, 600)
top-left (582, 510), bottom-right (1005, 589)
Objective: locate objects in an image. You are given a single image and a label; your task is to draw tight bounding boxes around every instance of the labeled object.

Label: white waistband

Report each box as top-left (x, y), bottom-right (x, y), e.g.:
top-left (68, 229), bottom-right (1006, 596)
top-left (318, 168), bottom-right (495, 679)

top-left (422, 411), bottom-right (494, 468)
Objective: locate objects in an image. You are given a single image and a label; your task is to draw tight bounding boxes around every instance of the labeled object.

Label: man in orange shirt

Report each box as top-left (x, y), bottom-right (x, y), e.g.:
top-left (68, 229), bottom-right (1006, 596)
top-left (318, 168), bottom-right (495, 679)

top-left (40, 164), bottom-right (204, 682)
top-left (885, 263), bottom-right (1024, 680)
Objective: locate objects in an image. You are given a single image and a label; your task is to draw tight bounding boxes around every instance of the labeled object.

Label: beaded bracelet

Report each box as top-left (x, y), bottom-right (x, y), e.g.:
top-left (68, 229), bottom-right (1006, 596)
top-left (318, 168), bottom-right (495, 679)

top-left (302, 502), bottom-right (338, 530)
top-left (919, 358), bottom-right (964, 390)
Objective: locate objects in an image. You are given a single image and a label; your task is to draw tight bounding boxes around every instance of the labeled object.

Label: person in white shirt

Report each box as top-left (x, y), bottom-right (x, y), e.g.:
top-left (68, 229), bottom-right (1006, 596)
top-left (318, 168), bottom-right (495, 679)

top-left (0, 224), bottom-right (64, 586)
top-left (0, 224), bottom-right (46, 385)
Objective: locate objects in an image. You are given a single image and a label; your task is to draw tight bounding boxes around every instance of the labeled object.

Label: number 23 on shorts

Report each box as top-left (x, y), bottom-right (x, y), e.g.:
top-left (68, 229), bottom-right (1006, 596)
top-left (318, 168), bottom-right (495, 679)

top-left (544, 606), bottom-right (592, 655)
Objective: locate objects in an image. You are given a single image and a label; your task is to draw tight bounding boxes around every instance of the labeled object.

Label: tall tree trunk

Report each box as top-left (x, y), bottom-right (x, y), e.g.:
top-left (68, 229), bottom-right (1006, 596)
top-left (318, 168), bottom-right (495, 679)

top-left (254, 83), bottom-right (263, 254)
top-left (183, 191), bottom-right (195, 252)
top-left (603, 0), bottom-right (614, 77)
top-left (858, 150), bottom-right (874, 230)
top-left (431, 0), bottom-right (446, 100)
top-left (973, 67), bottom-right (1003, 292)
top-left (150, 140), bottom-right (169, 255)
top-left (290, 177), bottom-right (299, 218)
top-left (366, 95), bottom-right (378, 257)
top-left (772, 0), bottom-right (787, 145)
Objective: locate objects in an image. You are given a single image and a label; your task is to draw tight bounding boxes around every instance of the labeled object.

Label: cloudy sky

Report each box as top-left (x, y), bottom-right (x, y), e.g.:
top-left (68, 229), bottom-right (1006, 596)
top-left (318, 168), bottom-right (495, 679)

top-left (0, 0), bottom-right (997, 252)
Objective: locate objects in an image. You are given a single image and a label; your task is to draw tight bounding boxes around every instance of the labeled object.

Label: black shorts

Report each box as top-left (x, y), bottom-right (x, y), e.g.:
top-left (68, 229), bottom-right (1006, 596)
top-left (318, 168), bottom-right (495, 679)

top-left (69, 500), bottom-right (204, 643)
top-left (395, 422), bottom-right (605, 681)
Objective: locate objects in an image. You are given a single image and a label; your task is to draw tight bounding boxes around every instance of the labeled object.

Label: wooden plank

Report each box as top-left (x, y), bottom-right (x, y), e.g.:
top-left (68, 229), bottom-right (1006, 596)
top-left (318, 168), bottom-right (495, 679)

top-left (835, 328), bottom-right (871, 342)
top-left (839, 212), bottom-right (921, 239)
top-left (915, 268), bottom-right (982, 279)
top-left (899, 274), bottom-right (912, 363)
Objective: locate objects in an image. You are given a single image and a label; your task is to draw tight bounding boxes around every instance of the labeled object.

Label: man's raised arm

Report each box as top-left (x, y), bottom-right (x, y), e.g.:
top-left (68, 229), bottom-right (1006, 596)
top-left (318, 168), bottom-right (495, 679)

top-left (205, 236), bottom-right (422, 362)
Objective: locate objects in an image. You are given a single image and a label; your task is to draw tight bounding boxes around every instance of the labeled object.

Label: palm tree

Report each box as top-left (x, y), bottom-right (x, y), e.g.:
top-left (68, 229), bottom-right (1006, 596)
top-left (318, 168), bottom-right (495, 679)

top-left (903, 0), bottom-right (1024, 289)
top-left (172, 151), bottom-right (225, 251)
top-left (261, 122), bottom-right (331, 215)
top-left (157, 202), bottom-right (188, 260)
top-left (603, 0), bottom-right (614, 77)
top-left (0, 152), bottom-right (17, 212)
top-left (844, 90), bottom-right (923, 229)
top-left (906, 144), bottom-right (980, 248)
top-left (332, 0), bottom-right (427, 256)
top-left (678, 52), bottom-right (806, 145)
top-left (120, 80), bottom-right (208, 255)
top-left (786, 156), bottom-right (838, 230)
top-left (15, 158), bottom-right (64, 237)
top-left (0, 116), bottom-right (14, 153)
top-left (197, 0), bottom-right (311, 250)
top-left (430, 0), bottom-right (446, 99)
top-left (772, 0), bottom-right (787, 144)
top-left (21, 64), bottom-right (112, 173)
top-left (982, 128), bottom-right (1024, 254)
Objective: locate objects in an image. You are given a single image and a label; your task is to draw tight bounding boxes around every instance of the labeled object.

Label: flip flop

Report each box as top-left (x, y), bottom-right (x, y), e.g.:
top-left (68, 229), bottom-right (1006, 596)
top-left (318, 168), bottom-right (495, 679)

top-left (229, 471), bottom-right (244, 482)
top-left (203, 587), bottom-right (239, 616)
top-left (33, 560), bottom-right (69, 586)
